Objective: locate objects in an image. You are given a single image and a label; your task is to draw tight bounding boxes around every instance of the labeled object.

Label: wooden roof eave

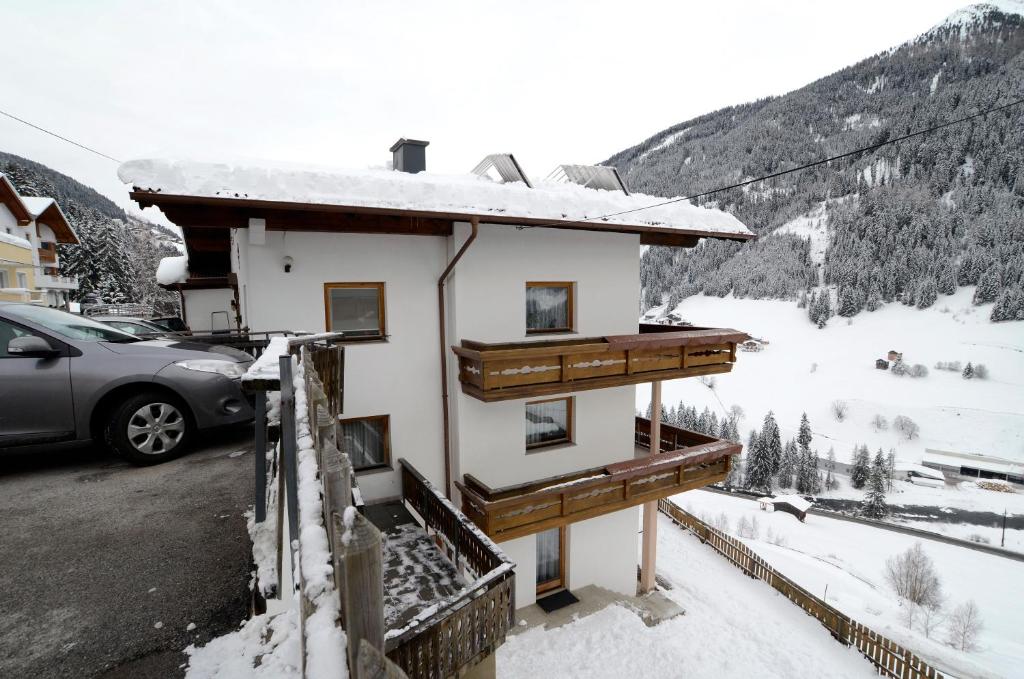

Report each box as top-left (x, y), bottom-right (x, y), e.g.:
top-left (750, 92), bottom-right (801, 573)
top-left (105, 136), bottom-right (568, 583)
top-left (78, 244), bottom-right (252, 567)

top-left (0, 176), bottom-right (33, 225)
top-left (36, 202), bottom-right (79, 244)
top-left (128, 190), bottom-right (755, 247)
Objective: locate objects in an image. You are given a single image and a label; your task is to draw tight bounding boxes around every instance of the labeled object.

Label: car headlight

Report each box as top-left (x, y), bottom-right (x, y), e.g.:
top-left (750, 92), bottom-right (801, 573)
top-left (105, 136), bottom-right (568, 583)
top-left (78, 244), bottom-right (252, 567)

top-left (175, 359), bottom-right (246, 379)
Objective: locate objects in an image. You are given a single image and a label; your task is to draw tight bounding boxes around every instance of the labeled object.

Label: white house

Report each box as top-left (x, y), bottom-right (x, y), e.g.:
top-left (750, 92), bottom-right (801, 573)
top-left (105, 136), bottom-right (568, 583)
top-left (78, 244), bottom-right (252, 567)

top-left (121, 141), bottom-right (753, 612)
top-left (0, 174), bottom-right (79, 307)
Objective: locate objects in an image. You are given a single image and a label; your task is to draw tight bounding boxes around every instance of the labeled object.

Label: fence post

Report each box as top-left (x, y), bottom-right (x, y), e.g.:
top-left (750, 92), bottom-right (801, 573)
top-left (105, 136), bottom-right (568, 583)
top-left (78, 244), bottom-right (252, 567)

top-left (333, 510), bottom-right (385, 676)
top-left (356, 639), bottom-right (408, 679)
top-left (279, 355), bottom-right (300, 579)
top-left (322, 441), bottom-right (353, 547)
top-left (254, 390), bottom-right (268, 523)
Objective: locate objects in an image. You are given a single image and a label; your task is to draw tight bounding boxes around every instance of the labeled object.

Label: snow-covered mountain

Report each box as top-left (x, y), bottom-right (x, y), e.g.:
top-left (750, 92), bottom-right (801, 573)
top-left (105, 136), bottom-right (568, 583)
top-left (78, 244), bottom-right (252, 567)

top-left (607, 2), bottom-right (1024, 322)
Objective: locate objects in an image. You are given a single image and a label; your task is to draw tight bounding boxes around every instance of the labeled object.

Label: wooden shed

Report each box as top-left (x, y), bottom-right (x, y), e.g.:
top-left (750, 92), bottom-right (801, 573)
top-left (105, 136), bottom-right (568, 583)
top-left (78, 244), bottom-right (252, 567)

top-left (757, 494), bottom-right (813, 522)
top-left (875, 358), bottom-right (889, 370)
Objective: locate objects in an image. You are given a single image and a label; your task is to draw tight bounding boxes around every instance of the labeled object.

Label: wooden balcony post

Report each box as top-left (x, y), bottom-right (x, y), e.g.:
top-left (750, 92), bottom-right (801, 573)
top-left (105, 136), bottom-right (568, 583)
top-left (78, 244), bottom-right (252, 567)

top-left (640, 381), bottom-right (661, 594)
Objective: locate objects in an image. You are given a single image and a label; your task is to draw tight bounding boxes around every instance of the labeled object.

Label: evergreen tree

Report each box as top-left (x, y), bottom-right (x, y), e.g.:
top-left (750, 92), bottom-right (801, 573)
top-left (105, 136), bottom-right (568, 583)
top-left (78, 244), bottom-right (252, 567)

top-left (915, 278), bottom-right (938, 309)
top-left (761, 411), bottom-right (783, 475)
top-left (862, 449), bottom-right (890, 518)
top-left (797, 412), bottom-right (813, 452)
top-left (865, 282), bottom-right (882, 312)
top-left (744, 427), bottom-right (773, 494)
top-left (850, 445), bottom-right (871, 489)
top-left (837, 286), bottom-right (860, 317)
top-left (962, 362), bottom-right (974, 379)
top-left (991, 289), bottom-right (1024, 321)
top-left (937, 265), bottom-right (958, 296)
top-left (777, 439), bottom-right (798, 489)
top-left (972, 266), bottom-right (1001, 305)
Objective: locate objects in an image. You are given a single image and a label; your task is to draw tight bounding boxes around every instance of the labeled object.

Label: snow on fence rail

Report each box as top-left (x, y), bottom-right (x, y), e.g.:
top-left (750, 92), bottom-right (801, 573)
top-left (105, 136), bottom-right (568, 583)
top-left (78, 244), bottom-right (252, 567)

top-left (658, 498), bottom-right (952, 679)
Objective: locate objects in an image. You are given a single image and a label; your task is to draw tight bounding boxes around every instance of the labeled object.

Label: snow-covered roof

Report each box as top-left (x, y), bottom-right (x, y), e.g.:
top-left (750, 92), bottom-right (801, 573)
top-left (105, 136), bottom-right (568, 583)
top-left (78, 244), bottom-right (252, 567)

top-left (759, 494), bottom-right (813, 512)
top-left (893, 462), bottom-right (946, 481)
top-left (20, 196), bottom-right (54, 219)
top-left (0, 231), bottom-right (32, 250)
top-left (156, 255), bottom-right (189, 285)
top-left (119, 158), bottom-right (754, 241)
top-left (924, 449), bottom-right (1023, 476)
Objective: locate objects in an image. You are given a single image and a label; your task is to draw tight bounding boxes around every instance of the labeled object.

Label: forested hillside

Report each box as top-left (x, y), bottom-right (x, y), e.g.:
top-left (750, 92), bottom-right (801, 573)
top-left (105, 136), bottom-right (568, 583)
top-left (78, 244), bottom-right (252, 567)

top-left (608, 4), bottom-right (1024, 323)
top-left (0, 152), bottom-right (182, 311)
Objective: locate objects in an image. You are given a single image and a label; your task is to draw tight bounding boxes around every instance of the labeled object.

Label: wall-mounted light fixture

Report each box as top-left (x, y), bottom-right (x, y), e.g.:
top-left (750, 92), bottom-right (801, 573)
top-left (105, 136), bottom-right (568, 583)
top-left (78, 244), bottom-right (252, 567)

top-left (283, 255), bottom-right (294, 273)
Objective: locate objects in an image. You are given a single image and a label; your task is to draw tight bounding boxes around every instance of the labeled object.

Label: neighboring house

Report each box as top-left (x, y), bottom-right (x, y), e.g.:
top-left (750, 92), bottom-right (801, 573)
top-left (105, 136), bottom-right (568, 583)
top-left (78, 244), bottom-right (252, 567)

top-left (875, 358), bottom-right (889, 370)
top-left (0, 174), bottom-right (79, 307)
top-left (156, 255), bottom-right (238, 333)
top-left (758, 494), bottom-right (812, 522)
top-left (923, 449), bottom-right (1024, 486)
top-left (887, 350), bottom-right (902, 362)
top-left (122, 142), bottom-right (753, 618)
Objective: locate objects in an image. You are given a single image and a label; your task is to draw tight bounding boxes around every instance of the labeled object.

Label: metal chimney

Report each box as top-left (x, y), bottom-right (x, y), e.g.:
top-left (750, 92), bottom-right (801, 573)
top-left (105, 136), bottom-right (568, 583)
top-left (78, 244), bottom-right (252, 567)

top-left (390, 138), bottom-right (429, 173)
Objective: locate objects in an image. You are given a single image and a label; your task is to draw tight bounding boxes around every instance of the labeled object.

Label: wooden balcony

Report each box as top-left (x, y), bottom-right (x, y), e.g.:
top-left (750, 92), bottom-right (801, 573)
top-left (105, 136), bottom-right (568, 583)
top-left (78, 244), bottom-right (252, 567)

top-left (453, 324), bottom-right (748, 402)
top-left (456, 417), bottom-right (740, 542)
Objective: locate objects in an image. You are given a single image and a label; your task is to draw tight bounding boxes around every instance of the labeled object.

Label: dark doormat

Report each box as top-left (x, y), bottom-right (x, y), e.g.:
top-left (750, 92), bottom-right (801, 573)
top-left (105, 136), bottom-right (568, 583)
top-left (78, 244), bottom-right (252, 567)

top-left (537, 589), bottom-right (579, 613)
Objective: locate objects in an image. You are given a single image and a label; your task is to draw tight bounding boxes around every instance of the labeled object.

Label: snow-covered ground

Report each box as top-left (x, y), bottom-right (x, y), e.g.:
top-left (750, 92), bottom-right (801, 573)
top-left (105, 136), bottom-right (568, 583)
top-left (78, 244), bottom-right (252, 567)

top-left (675, 489), bottom-right (1024, 679)
top-left (639, 289), bottom-right (1024, 490)
top-left (498, 513), bottom-right (876, 679)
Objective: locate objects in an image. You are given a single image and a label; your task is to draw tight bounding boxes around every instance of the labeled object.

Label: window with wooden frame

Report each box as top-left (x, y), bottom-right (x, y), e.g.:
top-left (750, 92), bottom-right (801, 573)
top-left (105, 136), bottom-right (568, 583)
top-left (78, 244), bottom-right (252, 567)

top-left (338, 414), bottom-right (391, 472)
top-left (525, 281), bottom-right (574, 334)
top-left (324, 282), bottom-right (386, 339)
top-left (525, 397), bottom-right (573, 450)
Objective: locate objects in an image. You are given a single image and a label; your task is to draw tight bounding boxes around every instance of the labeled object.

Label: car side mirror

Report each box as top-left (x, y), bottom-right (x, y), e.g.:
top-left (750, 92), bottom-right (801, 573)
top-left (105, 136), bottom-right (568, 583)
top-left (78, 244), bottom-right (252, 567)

top-left (7, 335), bottom-right (60, 358)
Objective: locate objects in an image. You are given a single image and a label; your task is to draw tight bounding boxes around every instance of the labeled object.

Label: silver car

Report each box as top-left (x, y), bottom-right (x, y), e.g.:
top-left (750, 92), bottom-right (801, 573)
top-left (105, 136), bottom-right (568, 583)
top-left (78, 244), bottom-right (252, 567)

top-left (0, 302), bottom-right (254, 464)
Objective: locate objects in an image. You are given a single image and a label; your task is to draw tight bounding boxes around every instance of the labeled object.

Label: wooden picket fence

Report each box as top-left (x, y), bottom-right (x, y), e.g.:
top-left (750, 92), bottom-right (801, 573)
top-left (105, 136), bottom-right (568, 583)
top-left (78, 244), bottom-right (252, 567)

top-left (658, 499), bottom-right (950, 679)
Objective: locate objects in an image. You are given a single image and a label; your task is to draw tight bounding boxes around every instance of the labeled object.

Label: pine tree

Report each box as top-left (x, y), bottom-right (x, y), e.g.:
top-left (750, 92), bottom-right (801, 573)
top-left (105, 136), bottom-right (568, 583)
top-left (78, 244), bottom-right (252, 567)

top-left (972, 266), bottom-right (1001, 305)
top-left (962, 362), bottom-right (974, 379)
top-left (937, 265), bottom-right (957, 296)
top-left (777, 439), bottom-right (798, 489)
top-left (850, 445), bottom-right (871, 489)
top-left (865, 282), bottom-right (882, 312)
top-left (797, 412), bottom-right (812, 452)
top-left (744, 427), bottom-right (773, 494)
top-left (915, 278), bottom-right (938, 309)
top-left (862, 449), bottom-right (889, 518)
top-left (837, 286), bottom-right (860, 317)
top-left (761, 411), bottom-right (783, 475)
top-left (991, 289), bottom-right (1024, 321)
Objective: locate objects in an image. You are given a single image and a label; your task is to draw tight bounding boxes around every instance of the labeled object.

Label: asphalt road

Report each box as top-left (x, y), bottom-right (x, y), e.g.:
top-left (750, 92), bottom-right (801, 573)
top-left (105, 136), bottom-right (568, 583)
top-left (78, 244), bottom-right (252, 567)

top-left (0, 427), bottom-right (255, 679)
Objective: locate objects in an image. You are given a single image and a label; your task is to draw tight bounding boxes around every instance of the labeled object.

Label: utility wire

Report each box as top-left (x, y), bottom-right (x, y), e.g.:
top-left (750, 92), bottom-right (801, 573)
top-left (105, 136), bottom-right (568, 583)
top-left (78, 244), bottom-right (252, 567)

top-left (519, 96), bottom-right (1024, 229)
top-left (0, 108), bottom-right (122, 164)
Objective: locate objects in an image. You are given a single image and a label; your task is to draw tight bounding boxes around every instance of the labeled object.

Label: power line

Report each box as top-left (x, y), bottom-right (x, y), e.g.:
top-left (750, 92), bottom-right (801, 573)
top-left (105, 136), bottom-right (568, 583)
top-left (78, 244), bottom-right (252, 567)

top-left (0, 108), bottom-right (122, 164)
top-left (520, 96), bottom-right (1024, 230)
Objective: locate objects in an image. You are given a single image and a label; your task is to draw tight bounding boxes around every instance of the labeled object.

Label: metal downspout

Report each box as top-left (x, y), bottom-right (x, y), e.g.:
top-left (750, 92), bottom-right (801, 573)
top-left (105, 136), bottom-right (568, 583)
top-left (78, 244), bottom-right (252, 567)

top-left (439, 218), bottom-right (479, 498)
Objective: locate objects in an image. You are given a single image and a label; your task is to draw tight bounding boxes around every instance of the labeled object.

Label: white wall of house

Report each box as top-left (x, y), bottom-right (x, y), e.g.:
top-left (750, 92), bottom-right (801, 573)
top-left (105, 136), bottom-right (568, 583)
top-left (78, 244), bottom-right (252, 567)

top-left (231, 229), bottom-right (448, 501)
top-left (184, 288), bottom-right (235, 333)
top-left (499, 535), bottom-right (537, 609)
top-left (568, 508), bottom-right (640, 597)
top-left (0, 204), bottom-right (16, 230)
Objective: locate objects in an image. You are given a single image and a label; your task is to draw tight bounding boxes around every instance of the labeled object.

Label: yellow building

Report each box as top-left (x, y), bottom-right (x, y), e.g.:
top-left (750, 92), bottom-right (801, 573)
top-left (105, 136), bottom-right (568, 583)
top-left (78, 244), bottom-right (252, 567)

top-left (0, 173), bottom-right (79, 306)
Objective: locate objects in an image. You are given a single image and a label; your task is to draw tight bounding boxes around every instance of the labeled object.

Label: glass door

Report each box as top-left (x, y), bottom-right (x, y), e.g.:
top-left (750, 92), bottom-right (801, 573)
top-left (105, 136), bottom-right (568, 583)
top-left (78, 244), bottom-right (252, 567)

top-left (536, 527), bottom-right (564, 595)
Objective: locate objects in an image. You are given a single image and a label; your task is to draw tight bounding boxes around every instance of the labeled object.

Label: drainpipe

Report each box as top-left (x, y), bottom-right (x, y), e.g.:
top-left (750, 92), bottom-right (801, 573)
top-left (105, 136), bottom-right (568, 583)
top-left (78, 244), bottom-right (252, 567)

top-left (438, 218), bottom-right (479, 498)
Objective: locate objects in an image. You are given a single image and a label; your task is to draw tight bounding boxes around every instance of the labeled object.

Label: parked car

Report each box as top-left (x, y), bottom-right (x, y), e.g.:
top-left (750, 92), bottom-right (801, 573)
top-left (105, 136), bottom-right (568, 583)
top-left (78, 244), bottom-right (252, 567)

top-left (148, 316), bottom-right (190, 333)
top-left (91, 315), bottom-right (169, 336)
top-left (0, 302), bottom-right (254, 464)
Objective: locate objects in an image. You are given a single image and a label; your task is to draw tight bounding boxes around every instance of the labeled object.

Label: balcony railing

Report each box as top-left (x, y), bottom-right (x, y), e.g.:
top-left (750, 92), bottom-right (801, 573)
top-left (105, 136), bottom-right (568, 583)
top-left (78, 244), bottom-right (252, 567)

top-left (456, 417), bottom-right (740, 542)
top-left (38, 248), bottom-right (57, 264)
top-left (36, 274), bottom-right (78, 290)
top-left (453, 324), bottom-right (748, 402)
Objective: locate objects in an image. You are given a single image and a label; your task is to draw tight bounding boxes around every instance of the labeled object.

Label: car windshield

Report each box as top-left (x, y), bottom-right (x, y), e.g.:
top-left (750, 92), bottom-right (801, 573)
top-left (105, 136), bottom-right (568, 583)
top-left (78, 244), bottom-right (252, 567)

top-left (5, 305), bottom-right (140, 342)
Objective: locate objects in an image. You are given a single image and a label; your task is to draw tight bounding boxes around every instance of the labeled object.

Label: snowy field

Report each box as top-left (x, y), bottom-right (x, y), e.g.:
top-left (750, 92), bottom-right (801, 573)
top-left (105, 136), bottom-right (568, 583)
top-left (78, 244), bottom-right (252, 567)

top-left (498, 513), bottom-right (876, 679)
top-left (638, 290), bottom-right (1024, 505)
top-left (676, 489), bottom-right (1024, 679)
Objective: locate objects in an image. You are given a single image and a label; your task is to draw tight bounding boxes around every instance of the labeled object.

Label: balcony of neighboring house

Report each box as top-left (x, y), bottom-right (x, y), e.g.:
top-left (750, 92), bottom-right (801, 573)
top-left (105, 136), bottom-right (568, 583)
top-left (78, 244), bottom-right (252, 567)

top-left (456, 417), bottom-right (739, 542)
top-left (37, 242), bottom-right (58, 265)
top-left (35, 272), bottom-right (79, 291)
top-left (453, 324), bottom-right (748, 402)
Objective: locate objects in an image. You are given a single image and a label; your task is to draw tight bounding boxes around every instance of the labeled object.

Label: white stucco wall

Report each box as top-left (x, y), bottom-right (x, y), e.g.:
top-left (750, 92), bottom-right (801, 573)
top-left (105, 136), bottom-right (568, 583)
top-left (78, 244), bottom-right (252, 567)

top-left (568, 508), bottom-right (640, 598)
top-left (0, 204), bottom-right (16, 229)
top-left (184, 288), bottom-right (235, 333)
top-left (232, 230), bottom-right (448, 500)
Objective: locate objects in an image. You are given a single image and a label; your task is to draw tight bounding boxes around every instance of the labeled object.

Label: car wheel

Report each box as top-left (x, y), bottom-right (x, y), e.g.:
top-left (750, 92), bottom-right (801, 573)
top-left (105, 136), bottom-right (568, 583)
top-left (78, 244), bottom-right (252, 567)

top-left (106, 392), bottom-right (193, 465)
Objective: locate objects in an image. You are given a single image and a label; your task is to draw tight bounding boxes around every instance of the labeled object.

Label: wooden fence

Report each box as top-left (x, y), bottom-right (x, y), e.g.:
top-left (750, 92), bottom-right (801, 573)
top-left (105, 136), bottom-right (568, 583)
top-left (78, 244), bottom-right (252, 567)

top-left (658, 498), bottom-right (950, 679)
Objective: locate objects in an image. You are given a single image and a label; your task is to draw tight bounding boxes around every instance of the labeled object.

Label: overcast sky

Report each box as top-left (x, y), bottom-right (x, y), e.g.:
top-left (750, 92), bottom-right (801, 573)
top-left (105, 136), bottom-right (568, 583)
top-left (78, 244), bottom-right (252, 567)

top-left (1, 0), bottom-right (967, 217)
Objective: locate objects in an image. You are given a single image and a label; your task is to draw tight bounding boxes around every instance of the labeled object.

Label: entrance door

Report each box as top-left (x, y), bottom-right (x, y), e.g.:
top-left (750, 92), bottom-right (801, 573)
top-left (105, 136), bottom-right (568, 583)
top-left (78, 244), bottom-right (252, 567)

top-left (536, 527), bottom-right (565, 595)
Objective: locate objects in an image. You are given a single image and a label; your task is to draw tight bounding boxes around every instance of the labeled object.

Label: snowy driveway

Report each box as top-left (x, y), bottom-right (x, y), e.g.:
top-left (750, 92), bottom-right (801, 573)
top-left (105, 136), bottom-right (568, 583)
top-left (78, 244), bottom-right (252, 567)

top-left (0, 427), bottom-right (254, 679)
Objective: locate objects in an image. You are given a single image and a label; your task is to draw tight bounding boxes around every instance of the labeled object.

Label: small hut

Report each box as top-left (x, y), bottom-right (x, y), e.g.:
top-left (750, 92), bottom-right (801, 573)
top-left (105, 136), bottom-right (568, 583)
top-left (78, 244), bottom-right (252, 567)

top-left (740, 340), bottom-right (763, 352)
top-left (875, 358), bottom-right (889, 370)
top-left (757, 495), bottom-right (813, 522)
top-left (887, 350), bottom-right (902, 362)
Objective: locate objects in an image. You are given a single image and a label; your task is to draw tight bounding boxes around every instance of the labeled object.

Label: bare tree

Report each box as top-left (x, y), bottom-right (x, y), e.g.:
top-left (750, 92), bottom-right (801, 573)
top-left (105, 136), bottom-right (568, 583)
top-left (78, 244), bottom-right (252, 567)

top-left (920, 602), bottom-right (946, 640)
top-left (884, 543), bottom-right (943, 608)
top-left (831, 400), bottom-right (848, 422)
top-left (893, 415), bottom-right (920, 440)
top-left (871, 414), bottom-right (889, 432)
top-left (946, 600), bottom-right (984, 652)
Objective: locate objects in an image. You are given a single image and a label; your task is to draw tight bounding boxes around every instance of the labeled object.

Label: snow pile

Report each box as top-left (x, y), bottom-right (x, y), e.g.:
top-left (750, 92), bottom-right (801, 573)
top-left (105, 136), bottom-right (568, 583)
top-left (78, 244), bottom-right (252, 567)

top-left (0, 231), bottom-right (32, 249)
top-left (185, 608), bottom-right (302, 679)
top-left (156, 255), bottom-right (189, 285)
top-left (498, 514), bottom-right (875, 678)
top-left (118, 158), bottom-right (753, 238)
top-left (242, 336), bottom-right (293, 384)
